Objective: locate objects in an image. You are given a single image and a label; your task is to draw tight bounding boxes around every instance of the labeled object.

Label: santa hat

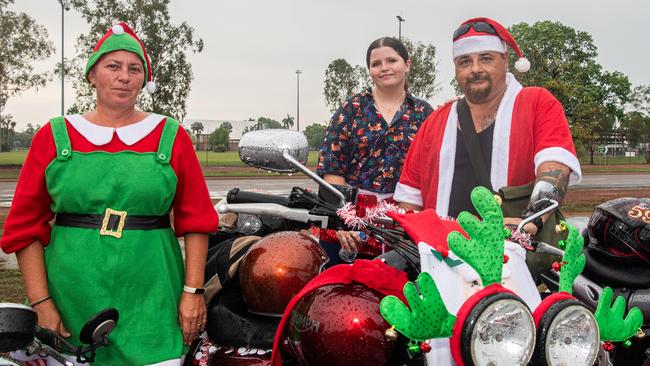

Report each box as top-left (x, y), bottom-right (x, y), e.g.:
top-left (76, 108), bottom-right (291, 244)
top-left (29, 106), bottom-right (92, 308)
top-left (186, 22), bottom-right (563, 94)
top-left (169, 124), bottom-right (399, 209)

top-left (452, 17), bottom-right (531, 73)
top-left (84, 22), bottom-right (156, 93)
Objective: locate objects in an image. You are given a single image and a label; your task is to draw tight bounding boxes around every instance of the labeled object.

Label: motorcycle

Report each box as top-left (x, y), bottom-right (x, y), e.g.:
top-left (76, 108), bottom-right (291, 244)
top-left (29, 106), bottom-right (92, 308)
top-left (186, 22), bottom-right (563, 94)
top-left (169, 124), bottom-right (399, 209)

top-left (190, 129), bottom-right (645, 365)
top-left (187, 129), bottom-right (424, 365)
top-left (0, 305), bottom-right (118, 366)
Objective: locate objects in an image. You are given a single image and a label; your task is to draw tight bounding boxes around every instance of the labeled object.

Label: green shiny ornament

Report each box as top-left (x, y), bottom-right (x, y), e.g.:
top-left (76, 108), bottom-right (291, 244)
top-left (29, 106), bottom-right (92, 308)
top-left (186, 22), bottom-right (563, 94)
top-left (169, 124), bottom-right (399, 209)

top-left (408, 343), bottom-right (422, 355)
top-left (623, 339), bottom-right (633, 348)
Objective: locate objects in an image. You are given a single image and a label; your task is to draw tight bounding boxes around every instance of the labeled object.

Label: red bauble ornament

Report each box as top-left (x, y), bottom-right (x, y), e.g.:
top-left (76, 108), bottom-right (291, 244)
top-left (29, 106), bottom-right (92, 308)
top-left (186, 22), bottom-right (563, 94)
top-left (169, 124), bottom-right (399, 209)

top-left (552, 261), bottom-right (561, 272)
top-left (602, 341), bottom-right (615, 351)
top-left (419, 342), bottom-right (432, 353)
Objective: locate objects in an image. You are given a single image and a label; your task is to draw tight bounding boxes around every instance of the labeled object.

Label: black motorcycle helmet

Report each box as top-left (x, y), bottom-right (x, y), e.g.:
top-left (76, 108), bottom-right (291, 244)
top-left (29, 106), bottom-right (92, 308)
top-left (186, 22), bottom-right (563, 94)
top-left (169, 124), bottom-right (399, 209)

top-left (587, 197), bottom-right (650, 264)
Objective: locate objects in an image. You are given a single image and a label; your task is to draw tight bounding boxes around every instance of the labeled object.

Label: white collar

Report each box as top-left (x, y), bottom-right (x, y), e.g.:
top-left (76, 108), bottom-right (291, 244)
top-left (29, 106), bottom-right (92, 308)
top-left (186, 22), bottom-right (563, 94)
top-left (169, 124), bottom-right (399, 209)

top-left (65, 114), bottom-right (165, 146)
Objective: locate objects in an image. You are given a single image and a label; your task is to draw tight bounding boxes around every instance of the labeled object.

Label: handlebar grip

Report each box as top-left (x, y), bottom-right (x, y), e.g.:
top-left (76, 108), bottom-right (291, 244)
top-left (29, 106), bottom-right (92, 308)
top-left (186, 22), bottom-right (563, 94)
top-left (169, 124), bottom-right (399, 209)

top-left (35, 325), bottom-right (78, 357)
top-left (35, 326), bottom-right (61, 348)
top-left (226, 188), bottom-right (290, 206)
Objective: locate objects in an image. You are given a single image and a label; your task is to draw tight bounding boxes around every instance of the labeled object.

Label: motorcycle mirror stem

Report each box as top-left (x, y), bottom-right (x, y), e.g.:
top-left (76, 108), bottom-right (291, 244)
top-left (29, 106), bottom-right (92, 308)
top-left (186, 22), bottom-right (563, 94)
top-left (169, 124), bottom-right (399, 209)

top-left (281, 150), bottom-right (346, 207)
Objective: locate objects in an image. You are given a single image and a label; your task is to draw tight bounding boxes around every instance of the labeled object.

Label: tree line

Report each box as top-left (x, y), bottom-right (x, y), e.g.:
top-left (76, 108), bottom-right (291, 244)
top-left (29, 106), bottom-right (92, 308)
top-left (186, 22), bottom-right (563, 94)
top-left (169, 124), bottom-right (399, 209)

top-left (321, 22), bottom-right (649, 162)
top-left (1, 0), bottom-right (648, 161)
top-left (188, 115), bottom-right (327, 152)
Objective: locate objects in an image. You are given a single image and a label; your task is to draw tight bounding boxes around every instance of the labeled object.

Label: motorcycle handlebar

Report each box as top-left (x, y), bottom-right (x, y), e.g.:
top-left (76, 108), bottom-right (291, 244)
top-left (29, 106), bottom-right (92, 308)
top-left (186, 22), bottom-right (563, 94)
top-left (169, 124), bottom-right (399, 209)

top-left (226, 188), bottom-right (291, 206)
top-left (217, 202), bottom-right (330, 227)
top-left (35, 326), bottom-right (60, 349)
top-left (34, 326), bottom-right (77, 366)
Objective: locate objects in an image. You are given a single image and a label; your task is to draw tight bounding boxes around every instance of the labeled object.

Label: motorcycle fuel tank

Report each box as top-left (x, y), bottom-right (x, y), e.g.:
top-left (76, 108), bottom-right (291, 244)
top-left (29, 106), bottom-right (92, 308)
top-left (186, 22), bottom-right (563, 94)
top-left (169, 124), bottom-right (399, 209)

top-left (240, 231), bottom-right (328, 316)
top-left (285, 283), bottom-right (396, 366)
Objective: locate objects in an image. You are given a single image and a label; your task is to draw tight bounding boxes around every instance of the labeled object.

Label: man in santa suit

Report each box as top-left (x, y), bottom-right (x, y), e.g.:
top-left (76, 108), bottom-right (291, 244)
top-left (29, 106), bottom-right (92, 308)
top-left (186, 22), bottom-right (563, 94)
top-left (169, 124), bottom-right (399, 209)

top-left (394, 17), bottom-right (582, 236)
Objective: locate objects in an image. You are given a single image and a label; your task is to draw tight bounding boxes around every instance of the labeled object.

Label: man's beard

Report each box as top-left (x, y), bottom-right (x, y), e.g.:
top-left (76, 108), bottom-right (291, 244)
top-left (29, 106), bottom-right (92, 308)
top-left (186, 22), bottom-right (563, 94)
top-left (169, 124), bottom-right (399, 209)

top-left (462, 73), bottom-right (493, 104)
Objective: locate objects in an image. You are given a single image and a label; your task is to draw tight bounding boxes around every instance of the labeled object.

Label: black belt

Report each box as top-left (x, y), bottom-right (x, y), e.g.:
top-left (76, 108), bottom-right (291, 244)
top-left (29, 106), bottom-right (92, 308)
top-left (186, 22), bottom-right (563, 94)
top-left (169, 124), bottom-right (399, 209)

top-left (55, 209), bottom-right (170, 239)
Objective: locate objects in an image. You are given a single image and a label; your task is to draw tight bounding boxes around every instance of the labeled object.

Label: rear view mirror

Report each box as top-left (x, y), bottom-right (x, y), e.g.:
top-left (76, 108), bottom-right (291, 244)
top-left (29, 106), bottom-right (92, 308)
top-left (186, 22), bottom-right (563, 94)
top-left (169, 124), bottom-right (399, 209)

top-left (79, 308), bottom-right (119, 344)
top-left (239, 129), bottom-right (309, 173)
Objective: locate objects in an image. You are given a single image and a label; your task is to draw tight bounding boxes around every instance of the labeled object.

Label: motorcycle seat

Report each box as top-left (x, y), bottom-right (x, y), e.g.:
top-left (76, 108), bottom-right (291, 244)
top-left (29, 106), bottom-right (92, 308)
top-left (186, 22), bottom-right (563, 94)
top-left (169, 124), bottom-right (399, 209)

top-left (582, 246), bottom-right (650, 289)
top-left (206, 275), bottom-right (280, 349)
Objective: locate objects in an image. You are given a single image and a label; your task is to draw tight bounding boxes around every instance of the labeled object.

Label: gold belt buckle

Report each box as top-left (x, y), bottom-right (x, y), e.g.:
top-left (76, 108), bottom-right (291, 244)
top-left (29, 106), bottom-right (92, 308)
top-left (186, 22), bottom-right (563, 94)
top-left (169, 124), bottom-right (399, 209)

top-left (100, 208), bottom-right (127, 238)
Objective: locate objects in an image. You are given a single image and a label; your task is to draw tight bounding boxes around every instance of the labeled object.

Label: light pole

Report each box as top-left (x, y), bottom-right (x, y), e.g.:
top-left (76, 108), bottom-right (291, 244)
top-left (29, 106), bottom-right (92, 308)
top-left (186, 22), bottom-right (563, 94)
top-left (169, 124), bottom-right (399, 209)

top-left (295, 70), bottom-right (302, 131)
top-left (57, 0), bottom-right (69, 115)
top-left (396, 16), bottom-right (405, 40)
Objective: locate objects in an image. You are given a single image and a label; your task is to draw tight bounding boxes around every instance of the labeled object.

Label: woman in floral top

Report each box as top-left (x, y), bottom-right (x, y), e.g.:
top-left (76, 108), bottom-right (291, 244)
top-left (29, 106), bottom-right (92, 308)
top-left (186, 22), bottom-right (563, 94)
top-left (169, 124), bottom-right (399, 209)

top-left (317, 37), bottom-right (433, 264)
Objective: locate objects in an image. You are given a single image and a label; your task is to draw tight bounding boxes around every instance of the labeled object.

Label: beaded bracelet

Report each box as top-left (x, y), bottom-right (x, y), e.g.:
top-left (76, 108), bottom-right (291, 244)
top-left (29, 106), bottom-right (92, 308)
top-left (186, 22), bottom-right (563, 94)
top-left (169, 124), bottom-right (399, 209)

top-left (30, 295), bottom-right (52, 308)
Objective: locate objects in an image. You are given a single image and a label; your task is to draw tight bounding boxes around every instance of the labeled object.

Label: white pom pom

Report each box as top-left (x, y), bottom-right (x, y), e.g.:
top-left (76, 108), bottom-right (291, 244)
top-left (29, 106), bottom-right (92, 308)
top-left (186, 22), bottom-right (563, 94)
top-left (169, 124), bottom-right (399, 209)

top-left (515, 57), bottom-right (531, 73)
top-left (145, 81), bottom-right (156, 94)
top-left (111, 24), bottom-right (125, 35)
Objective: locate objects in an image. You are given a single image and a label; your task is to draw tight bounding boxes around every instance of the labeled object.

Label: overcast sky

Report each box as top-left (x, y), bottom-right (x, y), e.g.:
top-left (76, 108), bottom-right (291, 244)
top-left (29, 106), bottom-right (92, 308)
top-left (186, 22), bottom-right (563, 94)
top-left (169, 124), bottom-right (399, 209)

top-left (5, 0), bottom-right (650, 131)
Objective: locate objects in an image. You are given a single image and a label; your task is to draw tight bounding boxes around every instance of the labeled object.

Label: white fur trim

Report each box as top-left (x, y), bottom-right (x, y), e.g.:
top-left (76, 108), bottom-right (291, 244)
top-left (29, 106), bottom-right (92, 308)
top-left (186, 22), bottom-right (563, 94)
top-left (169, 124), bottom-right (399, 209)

top-left (112, 24), bottom-right (125, 35)
top-left (393, 183), bottom-right (423, 207)
top-left (452, 35), bottom-right (505, 58)
top-left (147, 358), bottom-right (181, 366)
top-left (490, 73), bottom-right (523, 191)
top-left (515, 57), bottom-right (531, 72)
top-left (66, 114), bottom-right (166, 146)
top-left (146, 81), bottom-right (157, 94)
top-left (435, 103), bottom-right (459, 217)
top-left (534, 147), bottom-right (583, 184)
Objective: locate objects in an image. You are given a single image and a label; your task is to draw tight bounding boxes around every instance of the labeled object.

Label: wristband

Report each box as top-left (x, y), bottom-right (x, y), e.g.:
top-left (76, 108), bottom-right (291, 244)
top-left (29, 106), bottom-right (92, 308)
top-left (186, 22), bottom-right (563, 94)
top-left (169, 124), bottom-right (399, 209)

top-left (528, 216), bottom-right (544, 234)
top-left (183, 285), bottom-right (205, 295)
top-left (30, 295), bottom-right (52, 308)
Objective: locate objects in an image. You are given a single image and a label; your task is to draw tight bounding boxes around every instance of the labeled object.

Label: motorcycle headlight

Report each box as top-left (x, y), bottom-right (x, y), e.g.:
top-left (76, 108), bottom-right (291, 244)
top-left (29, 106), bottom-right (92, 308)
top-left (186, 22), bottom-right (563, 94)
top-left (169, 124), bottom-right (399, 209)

top-left (464, 292), bottom-right (536, 365)
top-left (236, 214), bottom-right (263, 235)
top-left (534, 299), bottom-right (599, 366)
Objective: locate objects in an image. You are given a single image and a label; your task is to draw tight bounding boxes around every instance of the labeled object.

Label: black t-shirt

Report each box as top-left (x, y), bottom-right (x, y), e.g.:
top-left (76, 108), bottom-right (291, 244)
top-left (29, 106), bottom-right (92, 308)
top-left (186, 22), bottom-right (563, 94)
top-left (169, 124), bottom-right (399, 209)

top-left (448, 123), bottom-right (495, 218)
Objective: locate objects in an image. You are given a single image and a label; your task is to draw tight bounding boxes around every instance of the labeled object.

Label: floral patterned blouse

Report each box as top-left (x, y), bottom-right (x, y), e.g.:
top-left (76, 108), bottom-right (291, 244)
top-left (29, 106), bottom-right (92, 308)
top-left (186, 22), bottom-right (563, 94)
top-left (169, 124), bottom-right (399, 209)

top-left (317, 88), bottom-right (433, 194)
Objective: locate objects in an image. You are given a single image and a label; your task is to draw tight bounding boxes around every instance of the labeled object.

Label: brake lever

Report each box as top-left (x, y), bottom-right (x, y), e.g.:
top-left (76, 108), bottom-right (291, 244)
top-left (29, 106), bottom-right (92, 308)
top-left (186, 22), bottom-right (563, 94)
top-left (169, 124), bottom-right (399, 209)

top-left (28, 327), bottom-right (77, 366)
top-left (530, 240), bottom-right (565, 257)
top-left (516, 198), bottom-right (559, 234)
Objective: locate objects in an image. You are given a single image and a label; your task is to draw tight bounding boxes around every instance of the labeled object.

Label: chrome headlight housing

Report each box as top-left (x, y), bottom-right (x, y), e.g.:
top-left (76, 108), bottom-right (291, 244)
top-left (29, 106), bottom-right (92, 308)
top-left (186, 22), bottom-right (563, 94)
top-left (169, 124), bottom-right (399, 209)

top-left (461, 292), bottom-right (536, 365)
top-left (236, 214), bottom-right (263, 235)
top-left (533, 299), bottom-right (599, 366)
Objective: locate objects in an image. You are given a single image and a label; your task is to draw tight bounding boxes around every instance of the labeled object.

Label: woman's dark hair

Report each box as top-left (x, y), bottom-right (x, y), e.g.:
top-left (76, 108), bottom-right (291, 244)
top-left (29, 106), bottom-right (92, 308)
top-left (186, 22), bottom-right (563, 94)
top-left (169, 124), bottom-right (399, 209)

top-left (365, 37), bottom-right (409, 68)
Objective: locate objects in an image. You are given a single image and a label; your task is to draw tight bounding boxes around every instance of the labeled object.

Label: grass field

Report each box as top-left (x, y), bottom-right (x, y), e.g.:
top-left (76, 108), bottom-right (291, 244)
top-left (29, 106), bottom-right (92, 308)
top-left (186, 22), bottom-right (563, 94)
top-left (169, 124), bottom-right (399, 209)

top-left (579, 155), bottom-right (648, 165)
top-left (0, 151), bottom-right (28, 165)
top-left (1, 150), bottom-right (646, 167)
top-left (0, 150), bottom-right (319, 167)
top-left (0, 269), bottom-right (24, 303)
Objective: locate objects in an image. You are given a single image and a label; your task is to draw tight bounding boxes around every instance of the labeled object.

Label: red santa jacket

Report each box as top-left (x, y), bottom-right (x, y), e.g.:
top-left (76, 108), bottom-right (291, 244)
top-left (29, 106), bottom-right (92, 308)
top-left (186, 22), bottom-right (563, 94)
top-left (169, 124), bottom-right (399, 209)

top-left (394, 73), bottom-right (581, 216)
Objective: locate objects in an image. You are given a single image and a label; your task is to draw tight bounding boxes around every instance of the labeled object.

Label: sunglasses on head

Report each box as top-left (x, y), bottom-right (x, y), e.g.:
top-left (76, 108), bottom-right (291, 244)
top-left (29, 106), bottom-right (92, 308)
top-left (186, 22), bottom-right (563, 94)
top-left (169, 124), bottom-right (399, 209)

top-left (453, 21), bottom-right (497, 40)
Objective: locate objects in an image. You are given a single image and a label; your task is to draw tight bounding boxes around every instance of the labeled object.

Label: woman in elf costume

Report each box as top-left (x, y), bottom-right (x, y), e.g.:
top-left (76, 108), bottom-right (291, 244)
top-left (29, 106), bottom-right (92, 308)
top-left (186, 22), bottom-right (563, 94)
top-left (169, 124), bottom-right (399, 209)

top-left (0, 22), bottom-right (218, 365)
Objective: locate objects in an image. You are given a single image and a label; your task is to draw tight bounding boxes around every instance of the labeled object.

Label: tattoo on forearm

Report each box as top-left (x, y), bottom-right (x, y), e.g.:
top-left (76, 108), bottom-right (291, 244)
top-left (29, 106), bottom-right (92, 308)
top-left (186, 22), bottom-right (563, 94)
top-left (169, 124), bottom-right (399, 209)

top-left (530, 169), bottom-right (570, 205)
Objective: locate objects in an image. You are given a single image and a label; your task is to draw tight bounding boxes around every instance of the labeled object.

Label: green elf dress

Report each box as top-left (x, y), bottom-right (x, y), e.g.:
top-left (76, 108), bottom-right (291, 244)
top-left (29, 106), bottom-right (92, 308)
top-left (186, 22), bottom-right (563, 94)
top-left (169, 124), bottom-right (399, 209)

top-left (1, 114), bottom-right (219, 365)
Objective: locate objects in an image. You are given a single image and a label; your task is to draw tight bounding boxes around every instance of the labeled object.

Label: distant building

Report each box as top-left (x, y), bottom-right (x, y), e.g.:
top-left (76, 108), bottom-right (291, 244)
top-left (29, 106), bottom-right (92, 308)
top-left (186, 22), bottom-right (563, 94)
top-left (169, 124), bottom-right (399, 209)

top-left (183, 119), bottom-right (258, 150)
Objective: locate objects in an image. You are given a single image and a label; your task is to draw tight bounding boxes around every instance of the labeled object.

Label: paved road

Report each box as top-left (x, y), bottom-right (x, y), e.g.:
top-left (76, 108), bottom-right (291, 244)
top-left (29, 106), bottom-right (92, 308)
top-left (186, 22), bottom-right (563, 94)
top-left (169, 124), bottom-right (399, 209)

top-left (1, 173), bottom-right (650, 207)
top-left (1, 173), bottom-right (649, 268)
top-left (206, 173), bottom-right (650, 194)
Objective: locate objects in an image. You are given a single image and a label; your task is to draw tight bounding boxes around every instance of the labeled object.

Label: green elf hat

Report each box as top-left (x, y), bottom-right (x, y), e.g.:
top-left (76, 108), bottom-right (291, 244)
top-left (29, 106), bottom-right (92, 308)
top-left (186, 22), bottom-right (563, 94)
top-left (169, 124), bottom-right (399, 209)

top-left (84, 22), bottom-right (156, 94)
